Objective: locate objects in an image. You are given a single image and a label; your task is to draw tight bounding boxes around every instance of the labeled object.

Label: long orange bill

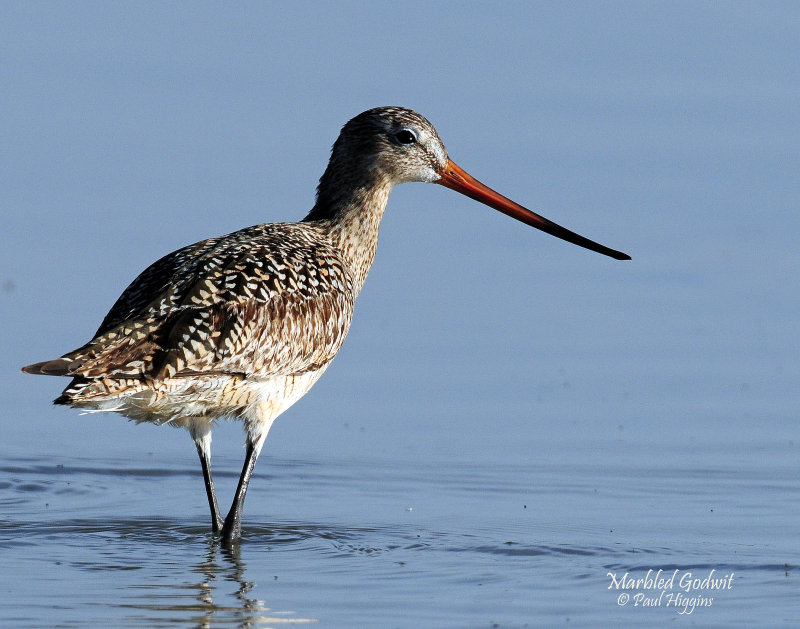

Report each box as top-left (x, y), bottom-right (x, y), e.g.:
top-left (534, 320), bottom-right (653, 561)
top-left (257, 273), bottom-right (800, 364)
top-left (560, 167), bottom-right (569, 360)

top-left (436, 160), bottom-right (630, 261)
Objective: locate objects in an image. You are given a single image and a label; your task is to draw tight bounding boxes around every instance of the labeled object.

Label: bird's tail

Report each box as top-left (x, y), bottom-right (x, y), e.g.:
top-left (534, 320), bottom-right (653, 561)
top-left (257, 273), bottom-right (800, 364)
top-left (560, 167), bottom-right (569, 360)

top-left (21, 358), bottom-right (73, 376)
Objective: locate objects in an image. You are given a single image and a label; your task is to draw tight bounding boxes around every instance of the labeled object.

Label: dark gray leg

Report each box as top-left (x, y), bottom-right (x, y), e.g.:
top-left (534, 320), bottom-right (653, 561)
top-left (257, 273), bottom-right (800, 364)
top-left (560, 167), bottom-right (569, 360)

top-left (190, 423), bottom-right (223, 533)
top-left (221, 439), bottom-right (260, 545)
top-left (196, 439), bottom-right (224, 532)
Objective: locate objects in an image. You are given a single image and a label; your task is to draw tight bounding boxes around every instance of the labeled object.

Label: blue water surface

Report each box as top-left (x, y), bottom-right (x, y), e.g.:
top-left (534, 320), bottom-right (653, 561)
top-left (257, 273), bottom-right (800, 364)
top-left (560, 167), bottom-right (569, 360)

top-left (1, 2), bottom-right (797, 627)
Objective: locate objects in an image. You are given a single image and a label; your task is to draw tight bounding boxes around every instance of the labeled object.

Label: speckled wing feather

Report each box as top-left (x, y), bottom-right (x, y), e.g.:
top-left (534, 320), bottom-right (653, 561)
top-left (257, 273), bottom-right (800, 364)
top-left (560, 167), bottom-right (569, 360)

top-left (26, 223), bottom-right (355, 403)
top-left (93, 236), bottom-right (227, 336)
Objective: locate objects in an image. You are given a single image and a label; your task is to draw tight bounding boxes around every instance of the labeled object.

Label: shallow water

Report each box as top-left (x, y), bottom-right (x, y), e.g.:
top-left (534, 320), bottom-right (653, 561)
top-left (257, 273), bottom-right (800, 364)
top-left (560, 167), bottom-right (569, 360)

top-left (2, 3), bottom-right (799, 627)
top-left (2, 441), bottom-right (797, 627)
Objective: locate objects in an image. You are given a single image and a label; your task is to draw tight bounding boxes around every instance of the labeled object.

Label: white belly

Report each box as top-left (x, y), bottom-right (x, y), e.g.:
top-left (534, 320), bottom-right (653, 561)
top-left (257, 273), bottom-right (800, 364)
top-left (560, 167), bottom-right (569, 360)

top-left (84, 367), bottom-right (329, 429)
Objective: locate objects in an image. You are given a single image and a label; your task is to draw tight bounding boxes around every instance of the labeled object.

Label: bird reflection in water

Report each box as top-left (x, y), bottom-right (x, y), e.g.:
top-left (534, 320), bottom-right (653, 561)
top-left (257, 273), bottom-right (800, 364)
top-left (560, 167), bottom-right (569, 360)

top-left (119, 537), bottom-right (316, 627)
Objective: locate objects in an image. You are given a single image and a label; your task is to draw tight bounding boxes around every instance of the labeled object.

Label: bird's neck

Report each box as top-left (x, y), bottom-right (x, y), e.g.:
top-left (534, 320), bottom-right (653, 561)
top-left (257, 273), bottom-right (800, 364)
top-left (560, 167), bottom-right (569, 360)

top-left (303, 172), bottom-right (393, 295)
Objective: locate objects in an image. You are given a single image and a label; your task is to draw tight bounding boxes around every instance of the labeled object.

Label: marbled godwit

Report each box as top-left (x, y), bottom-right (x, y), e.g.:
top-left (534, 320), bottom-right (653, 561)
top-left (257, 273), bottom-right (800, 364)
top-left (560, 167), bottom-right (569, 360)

top-left (22, 107), bottom-right (630, 544)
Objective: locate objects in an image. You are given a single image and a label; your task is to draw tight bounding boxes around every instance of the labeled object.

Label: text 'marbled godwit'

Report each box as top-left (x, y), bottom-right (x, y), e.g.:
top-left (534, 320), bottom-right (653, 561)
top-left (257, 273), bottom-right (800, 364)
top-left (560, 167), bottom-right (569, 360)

top-left (22, 107), bottom-right (630, 544)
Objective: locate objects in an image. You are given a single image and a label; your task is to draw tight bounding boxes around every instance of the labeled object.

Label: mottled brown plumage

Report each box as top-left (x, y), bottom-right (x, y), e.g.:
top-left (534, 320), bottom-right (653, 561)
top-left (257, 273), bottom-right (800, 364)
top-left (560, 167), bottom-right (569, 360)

top-left (23, 106), bottom-right (629, 544)
top-left (31, 223), bottom-right (353, 420)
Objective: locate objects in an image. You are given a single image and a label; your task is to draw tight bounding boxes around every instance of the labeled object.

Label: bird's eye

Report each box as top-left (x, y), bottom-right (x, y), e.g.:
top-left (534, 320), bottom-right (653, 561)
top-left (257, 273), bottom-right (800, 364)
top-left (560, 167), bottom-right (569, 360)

top-left (393, 129), bottom-right (417, 145)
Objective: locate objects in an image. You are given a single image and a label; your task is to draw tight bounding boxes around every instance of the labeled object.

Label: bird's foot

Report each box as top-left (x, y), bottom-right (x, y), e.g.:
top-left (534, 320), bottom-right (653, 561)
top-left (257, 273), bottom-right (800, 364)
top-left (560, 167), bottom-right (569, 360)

top-left (220, 512), bottom-right (242, 546)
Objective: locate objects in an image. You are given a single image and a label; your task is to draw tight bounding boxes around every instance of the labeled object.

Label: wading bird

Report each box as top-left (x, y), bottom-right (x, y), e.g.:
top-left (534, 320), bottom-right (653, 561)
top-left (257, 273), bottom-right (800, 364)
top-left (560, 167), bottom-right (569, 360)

top-left (22, 107), bottom-right (629, 544)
